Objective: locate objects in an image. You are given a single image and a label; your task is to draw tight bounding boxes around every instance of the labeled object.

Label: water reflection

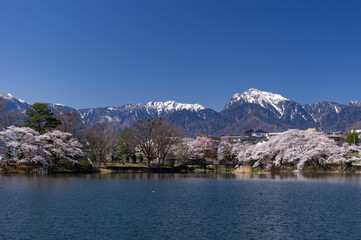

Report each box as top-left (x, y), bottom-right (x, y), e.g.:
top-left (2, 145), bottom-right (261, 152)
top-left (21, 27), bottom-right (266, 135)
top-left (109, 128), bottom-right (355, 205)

top-left (233, 172), bottom-right (361, 184)
top-left (2, 172), bottom-right (361, 186)
top-left (88, 171), bottom-right (361, 185)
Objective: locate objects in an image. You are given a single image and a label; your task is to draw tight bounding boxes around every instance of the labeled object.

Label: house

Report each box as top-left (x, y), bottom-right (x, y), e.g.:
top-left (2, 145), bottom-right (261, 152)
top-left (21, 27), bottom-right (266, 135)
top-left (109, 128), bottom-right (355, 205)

top-left (243, 129), bottom-right (270, 139)
top-left (327, 130), bottom-right (346, 136)
top-left (220, 129), bottom-right (270, 145)
top-left (221, 135), bottom-right (265, 144)
top-left (244, 129), bottom-right (254, 137)
top-left (253, 129), bottom-right (269, 139)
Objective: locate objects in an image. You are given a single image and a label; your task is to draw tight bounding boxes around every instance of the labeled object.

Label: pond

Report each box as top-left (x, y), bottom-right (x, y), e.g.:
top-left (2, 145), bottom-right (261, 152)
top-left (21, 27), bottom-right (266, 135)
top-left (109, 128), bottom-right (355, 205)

top-left (1, 172), bottom-right (361, 239)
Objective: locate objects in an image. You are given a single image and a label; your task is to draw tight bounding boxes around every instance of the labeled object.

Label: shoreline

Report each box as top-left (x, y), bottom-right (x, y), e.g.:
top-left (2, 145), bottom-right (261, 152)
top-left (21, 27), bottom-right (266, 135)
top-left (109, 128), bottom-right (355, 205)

top-left (3, 164), bottom-right (361, 175)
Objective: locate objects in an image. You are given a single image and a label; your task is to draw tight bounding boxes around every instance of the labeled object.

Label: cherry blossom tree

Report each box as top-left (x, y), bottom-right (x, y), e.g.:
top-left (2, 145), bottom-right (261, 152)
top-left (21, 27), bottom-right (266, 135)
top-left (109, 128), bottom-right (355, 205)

top-left (236, 129), bottom-right (361, 171)
top-left (217, 141), bottom-right (241, 162)
top-left (0, 126), bottom-right (48, 166)
top-left (38, 130), bottom-right (84, 165)
top-left (0, 126), bottom-right (84, 168)
top-left (173, 138), bottom-right (193, 163)
top-left (188, 136), bottom-right (214, 160)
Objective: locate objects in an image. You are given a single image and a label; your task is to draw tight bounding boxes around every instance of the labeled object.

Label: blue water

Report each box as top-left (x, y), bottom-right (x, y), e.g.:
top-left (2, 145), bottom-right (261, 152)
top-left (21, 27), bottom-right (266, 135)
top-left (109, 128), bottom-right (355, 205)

top-left (1, 173), bottom-right (361, 240)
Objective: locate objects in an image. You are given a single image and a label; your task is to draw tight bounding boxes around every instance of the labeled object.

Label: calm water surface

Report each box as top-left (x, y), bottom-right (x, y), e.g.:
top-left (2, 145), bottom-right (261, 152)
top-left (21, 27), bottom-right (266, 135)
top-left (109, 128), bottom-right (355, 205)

top-left (1, 173), bottom-right (361, 240)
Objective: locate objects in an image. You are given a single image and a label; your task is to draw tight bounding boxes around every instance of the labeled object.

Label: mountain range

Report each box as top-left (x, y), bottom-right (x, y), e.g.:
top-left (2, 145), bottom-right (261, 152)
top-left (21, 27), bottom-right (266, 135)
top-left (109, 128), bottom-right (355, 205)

top-left (1, 89), bottom-right (360, 136)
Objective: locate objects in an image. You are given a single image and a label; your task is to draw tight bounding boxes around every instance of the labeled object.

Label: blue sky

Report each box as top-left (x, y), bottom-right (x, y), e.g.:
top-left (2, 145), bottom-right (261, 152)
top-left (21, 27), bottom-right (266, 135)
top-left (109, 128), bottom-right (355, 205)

top-left (1, 0), bottom-right (360, 111)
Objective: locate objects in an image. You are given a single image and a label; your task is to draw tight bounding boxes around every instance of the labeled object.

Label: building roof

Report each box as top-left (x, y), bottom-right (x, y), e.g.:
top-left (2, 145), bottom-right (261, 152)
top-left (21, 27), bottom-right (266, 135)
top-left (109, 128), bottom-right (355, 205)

top-left (255, 129), bottom-right (268, 133)
top-left (244, 129), bottom-right (254, 134)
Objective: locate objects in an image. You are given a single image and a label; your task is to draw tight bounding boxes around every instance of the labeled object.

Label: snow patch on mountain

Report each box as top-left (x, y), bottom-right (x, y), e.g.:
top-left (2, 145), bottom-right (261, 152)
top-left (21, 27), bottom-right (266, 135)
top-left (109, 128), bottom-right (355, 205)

top-left (145, 101), bottom-right (205, 115)
top-left (105, 116), bottom-right (114, 122)
top-left (348, 101), bottom-right (361, 107)
top-left (0, 93), bottom-right (15, 100)
top-left (1, 93), bottom-right (28, 104)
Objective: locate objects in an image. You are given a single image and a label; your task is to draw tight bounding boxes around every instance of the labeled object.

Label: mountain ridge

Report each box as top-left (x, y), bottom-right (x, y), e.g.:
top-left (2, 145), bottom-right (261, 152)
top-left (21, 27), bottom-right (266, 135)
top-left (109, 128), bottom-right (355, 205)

top-left (1, 89), bottom-right (360, 136)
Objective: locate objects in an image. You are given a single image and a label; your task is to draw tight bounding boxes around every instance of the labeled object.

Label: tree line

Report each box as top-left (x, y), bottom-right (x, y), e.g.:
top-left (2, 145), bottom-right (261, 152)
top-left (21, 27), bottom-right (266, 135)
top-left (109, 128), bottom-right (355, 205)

top-left (0, 101), bottom-right (217, 171)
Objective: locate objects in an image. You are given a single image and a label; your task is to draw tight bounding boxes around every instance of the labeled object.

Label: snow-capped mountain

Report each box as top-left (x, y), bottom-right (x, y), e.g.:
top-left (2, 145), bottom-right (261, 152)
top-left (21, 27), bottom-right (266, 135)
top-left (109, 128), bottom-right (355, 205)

top-left (0, 93), bottom-right (79, 119)
top-left (216, 89), bottom-right (315, 134)
top-left (1, 90), bottom-right (361, 136)
top-left (80, 101), bottom-right (205, 119)
top-left (303, 101), bottom-right (361, 131)
top-left (224, 88), bottom-right (289, 117)
top-left (145, 101), bottom-right (205, 114)
top-left (0, 93), bottom-right (27, 104)
top-left (302, 102), bottom-right (344, 123)
top-left (78, 101), bottom-right (211, 134)
top-left (0, 93), bottom-right (30, 113)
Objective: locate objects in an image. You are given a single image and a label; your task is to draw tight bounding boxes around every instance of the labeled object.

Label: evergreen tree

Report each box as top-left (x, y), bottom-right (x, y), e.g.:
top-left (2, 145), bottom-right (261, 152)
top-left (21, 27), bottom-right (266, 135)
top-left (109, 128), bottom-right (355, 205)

top-left (22, 102), bottom-right (61, 134)
top-left (345, 133), bottom-right (360, 145)
top-left (115, 128), bottom-right (133, 161)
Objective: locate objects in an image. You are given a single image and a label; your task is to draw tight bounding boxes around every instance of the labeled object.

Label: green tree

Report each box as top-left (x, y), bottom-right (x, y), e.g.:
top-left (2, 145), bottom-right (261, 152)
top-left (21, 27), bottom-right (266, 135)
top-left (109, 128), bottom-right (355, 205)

top-left (115, 128), bottom-right (133, 163)
top-left (345, 132), bottom-right (360, 145)
top-left (22, 102), bottom-right (61, 134)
